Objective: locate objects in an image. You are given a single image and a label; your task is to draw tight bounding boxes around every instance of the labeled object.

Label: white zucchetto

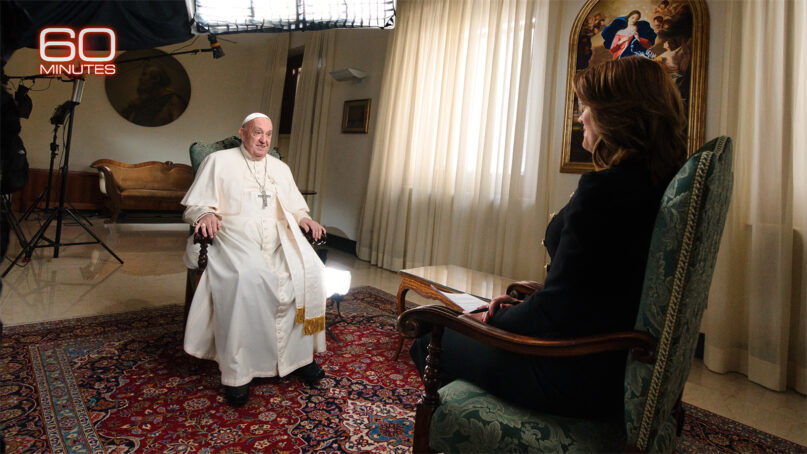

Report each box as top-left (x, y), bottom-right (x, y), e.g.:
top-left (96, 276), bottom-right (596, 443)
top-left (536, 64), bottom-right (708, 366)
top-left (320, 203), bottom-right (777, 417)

top-left (241, 112), bottom-right (270, 126)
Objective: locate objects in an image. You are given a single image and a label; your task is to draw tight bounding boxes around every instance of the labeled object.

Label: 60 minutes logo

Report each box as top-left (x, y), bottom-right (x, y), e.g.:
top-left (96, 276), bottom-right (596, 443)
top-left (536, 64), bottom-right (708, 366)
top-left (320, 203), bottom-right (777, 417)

top-left (39, 27), bottom-right (117, 76)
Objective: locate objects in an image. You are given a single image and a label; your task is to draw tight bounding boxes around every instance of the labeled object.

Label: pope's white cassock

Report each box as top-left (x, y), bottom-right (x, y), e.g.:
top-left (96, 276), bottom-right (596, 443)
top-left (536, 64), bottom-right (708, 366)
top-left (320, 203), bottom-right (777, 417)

top-left (181, 145), bottom-right (326, 387)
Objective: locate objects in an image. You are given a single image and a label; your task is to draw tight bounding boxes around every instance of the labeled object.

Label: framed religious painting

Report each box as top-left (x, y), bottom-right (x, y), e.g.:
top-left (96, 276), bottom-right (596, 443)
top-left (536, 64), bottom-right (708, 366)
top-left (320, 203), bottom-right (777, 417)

top-left (560, 0), bottom-right (709, 173)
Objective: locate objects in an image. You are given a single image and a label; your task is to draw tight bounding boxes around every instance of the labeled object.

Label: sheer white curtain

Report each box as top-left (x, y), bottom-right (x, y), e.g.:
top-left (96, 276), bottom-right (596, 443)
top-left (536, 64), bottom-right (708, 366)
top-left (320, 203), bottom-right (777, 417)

top-left (357, 0), bottom-right (563, 279)
top-left (286, 30), bottom-right (336, 220)
top-left (260, 34), bottom-right (290, 150)
top-left (704, 0), bottom-right (807, 394)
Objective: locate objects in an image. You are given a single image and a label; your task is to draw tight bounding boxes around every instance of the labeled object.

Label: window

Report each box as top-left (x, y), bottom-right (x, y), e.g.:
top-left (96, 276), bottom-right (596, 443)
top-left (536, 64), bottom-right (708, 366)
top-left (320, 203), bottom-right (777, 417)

top-left (279, 51), bottom-right (303, 135)
top-left (193, 0), bottom-right (396, 34)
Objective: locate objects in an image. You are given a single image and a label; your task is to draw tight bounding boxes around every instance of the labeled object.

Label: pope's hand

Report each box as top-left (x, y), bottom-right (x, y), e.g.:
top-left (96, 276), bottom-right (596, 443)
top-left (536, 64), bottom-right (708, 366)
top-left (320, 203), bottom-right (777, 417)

top-left (195, 213), bottom-right (221, 238)
top-left (299, 218), bottom-right (326, 241)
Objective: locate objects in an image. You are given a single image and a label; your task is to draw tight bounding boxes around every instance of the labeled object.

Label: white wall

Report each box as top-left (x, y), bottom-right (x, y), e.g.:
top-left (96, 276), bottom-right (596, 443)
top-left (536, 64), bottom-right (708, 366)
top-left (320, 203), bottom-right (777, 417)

top-left (318, 29), bottom-right (389, 239)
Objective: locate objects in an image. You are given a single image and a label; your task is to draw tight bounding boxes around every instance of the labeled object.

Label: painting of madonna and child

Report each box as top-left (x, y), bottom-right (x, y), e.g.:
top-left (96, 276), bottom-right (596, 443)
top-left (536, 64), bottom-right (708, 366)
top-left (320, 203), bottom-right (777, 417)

top-left (561, 0), bottom-right (708, 172)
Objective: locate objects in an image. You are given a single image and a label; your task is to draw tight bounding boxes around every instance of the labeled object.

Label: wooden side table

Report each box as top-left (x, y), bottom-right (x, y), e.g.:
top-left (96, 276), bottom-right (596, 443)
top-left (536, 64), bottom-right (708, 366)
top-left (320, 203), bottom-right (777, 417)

top-left (394, 265), bottom-right (515, 360)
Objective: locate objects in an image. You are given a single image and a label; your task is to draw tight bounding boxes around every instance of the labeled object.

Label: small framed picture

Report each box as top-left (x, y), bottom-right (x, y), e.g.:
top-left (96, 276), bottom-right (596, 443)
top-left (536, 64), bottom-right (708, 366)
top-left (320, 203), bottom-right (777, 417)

top-left (341, 99), bottom-right (371, 133)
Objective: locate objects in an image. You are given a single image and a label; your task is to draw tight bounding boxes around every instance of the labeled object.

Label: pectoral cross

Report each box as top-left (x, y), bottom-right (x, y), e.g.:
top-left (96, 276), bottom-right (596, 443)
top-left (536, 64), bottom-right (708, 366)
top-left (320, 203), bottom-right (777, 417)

top-left (258, 190), bottom-right (272, 208)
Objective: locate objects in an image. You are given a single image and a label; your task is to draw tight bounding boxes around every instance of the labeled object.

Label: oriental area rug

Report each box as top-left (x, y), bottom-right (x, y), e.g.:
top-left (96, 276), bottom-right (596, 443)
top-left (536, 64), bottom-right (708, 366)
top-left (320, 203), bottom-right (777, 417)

top-left (2, 286), bottom-right (804, 453)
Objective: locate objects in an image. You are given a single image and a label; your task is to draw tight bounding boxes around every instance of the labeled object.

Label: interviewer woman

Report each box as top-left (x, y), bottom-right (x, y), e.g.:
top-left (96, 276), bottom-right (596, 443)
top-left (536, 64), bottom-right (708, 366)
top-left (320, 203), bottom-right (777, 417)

top-left (411, 56), bottom-right (688, 418)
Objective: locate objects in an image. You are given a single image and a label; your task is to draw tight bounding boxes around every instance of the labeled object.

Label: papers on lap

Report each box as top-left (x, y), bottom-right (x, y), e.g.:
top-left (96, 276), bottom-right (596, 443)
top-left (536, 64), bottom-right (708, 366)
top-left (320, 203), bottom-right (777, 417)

top-left (435, 288), bottom-right (487, 312)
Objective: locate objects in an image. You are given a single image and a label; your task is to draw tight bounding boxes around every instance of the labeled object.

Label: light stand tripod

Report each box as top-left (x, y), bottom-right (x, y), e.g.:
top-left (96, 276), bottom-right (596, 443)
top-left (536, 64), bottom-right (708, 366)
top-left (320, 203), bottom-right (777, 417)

top-left (2, 78), bottom-right (123, 277)
top-left (17, 104), bottom-right (94, 227)
top-left (18, 119), bottom-right (65, 222)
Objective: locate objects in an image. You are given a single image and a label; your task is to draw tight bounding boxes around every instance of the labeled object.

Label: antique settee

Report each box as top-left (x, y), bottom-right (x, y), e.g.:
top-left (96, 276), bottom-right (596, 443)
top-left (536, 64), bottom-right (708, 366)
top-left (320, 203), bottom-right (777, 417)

top-left (90, 159), bottom-right (193, 223)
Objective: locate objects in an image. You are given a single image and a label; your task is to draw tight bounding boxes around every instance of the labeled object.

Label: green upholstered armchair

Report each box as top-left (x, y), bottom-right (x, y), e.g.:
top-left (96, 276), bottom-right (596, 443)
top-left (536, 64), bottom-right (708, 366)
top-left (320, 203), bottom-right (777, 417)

top-left (398, 136), bottom-right (734, 453)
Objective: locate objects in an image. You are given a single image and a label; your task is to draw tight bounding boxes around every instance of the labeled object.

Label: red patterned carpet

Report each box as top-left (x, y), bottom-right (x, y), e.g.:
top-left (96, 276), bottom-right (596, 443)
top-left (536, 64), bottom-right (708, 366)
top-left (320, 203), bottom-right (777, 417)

top-left (2, 286), bottom-right (804, 453)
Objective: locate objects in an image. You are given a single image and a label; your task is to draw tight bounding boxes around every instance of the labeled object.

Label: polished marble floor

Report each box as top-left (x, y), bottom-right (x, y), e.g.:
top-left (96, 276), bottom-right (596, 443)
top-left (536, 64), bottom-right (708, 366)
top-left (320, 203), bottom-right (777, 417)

top-left (1, 219), bottom-right (805, 446)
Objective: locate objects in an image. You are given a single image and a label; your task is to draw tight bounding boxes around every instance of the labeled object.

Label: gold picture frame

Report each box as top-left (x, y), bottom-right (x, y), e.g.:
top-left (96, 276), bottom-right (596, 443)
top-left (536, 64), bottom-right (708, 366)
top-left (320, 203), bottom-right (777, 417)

top-left (560, 0), bottom-right (709, 173)
top-left (341, 98), bottom-right (371, 133)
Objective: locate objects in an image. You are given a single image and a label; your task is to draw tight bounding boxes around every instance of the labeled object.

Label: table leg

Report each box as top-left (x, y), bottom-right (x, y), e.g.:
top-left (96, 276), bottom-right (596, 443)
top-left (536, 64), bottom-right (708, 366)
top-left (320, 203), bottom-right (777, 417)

top-left (394, 284), bottom-right (410, 361)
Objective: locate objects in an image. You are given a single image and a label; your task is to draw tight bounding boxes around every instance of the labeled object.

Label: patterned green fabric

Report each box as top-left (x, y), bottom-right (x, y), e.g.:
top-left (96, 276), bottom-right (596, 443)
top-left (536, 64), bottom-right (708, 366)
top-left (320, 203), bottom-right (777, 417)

top-left (189, 136), bottom-right (242, 175)
top-left (429, 137), bottom-right (733, 453)
top-left (189, 136), bottom-right (283, 176)
top-left (430, 380), bottom-right (625, 453)
top-left (624, 136), bottom-right (734, 452)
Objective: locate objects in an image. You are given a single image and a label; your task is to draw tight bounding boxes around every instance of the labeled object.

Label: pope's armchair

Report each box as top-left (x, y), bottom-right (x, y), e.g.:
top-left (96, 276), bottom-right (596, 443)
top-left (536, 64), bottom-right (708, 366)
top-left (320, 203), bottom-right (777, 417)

top-left (183, 136), bottom-right (325, 322)
top-left (398, 136), bottom-right (734, 453)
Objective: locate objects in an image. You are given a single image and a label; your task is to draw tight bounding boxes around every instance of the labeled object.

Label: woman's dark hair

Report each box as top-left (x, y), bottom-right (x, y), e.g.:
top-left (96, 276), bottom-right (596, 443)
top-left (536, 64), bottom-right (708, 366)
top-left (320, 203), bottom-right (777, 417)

top-left (573, 56), bottom-right (687, 185)
top-left (627, 10), bottom-right (641, 20)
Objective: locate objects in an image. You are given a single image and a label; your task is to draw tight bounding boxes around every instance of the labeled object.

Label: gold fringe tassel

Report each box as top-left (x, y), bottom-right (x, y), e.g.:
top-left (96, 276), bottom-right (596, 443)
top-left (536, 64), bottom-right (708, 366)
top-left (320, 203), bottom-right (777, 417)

top-left (295, 307), bottom-right (325, 335)
top-left (302, 316), bottom-right (326, 335)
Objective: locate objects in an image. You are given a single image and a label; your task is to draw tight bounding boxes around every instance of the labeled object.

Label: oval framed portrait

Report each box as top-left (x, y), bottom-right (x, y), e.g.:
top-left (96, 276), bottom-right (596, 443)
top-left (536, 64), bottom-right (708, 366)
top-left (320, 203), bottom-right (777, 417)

top-left (105, 49), bottom-right (191, 127)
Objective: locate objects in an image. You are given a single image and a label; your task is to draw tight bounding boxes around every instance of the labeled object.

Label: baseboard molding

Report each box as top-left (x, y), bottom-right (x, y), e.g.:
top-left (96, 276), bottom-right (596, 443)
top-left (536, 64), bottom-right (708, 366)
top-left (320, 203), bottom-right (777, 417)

top-left (327, 234), bottom-right (357, 256)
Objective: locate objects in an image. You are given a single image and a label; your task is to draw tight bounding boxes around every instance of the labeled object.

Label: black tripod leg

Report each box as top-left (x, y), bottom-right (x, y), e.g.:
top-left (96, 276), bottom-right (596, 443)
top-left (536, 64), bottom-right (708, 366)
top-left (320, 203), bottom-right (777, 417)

top-left (62, 208), bottom-right (123, 264)
top-left (326, 325), bottom-right (340, 343)
top-left (6, 208), bottom-right (28, 249)
top-left (18, 188), bottom-right (46, 222)
top-left (67, 201), bottom-right (93, 226)
top-left (0, 196), bottom-right (27, 248)
top-left (2, 209), bottom-right (57, 277)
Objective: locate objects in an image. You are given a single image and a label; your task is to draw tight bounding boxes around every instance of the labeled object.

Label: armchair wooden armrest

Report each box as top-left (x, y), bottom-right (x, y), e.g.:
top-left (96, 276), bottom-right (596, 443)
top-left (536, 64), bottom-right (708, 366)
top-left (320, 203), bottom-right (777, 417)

top-left (506, 280), bottom-right (544, 299)
top-left (187, 228), bottom-right (320, 305)
top-left (300, 227), bottom-right (327, 247)
top-left (189, 224), bottom-right (323, 260)
top-left (397, 304), bottom-right (657, 454)
top-left (190, 227), bottom-right (321, 278)
top-left (193, 232), bottom-right (213, 273)
top-left (182, 233), bottom-right (214, 323)
top-left (184, 228), bottom-right (324, 326)
top-left (398, 304), bottom-right (657, 360)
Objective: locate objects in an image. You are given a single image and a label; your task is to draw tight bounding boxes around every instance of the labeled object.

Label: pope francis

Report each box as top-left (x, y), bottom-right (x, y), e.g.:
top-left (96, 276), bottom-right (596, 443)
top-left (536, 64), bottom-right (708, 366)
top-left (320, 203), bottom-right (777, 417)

top-left (182, 113), bottom-right (327, 406)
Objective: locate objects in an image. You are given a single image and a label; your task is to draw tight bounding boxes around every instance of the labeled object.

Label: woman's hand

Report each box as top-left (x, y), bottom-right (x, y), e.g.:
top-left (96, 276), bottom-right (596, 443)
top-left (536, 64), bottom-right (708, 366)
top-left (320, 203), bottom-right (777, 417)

top-left (194, 213), bottom-right (221, 238)
top-left (462, 294), bottom-right (520, 324)
top-left (483, 294), bottom-right (519, 323)
top-left (463, 303), bottom-right (489, 323)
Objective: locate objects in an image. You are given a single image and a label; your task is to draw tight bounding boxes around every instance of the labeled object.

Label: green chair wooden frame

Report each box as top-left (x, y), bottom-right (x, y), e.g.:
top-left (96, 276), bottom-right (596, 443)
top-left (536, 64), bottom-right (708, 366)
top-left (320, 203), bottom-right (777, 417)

top-left (399, 136), bottom-right (734, 453)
